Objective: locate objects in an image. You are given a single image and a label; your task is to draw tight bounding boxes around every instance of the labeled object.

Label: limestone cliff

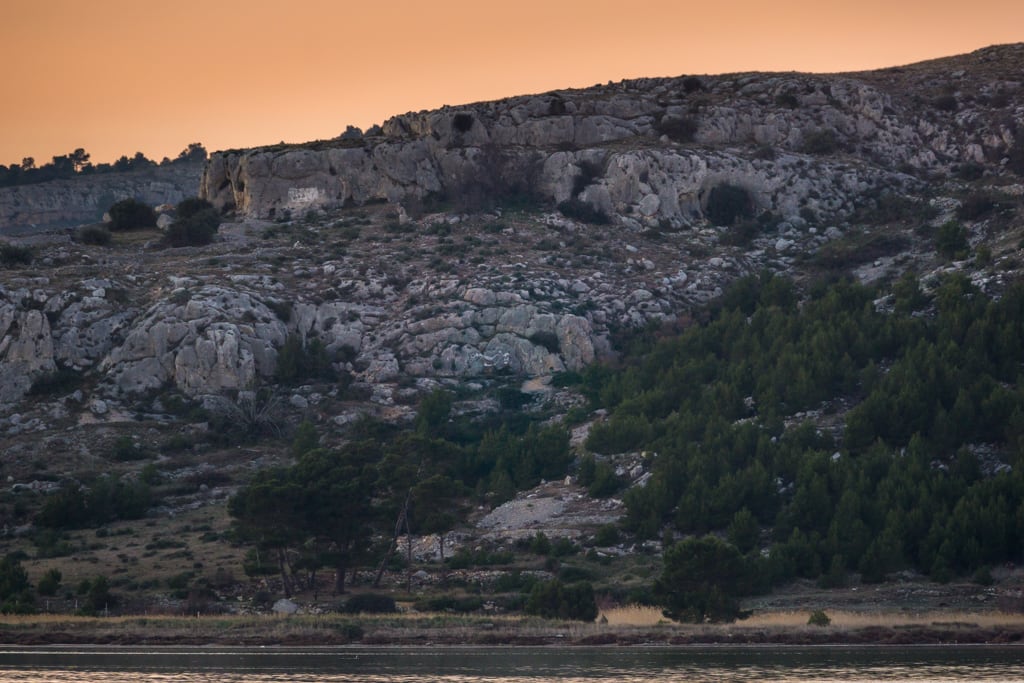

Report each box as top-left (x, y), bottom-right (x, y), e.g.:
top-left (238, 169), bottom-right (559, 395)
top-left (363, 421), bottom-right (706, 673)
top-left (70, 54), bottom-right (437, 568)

top-left (201, 44), bottom-right (1023, 230)
top-left (0, 163), bottom-right (203, 236)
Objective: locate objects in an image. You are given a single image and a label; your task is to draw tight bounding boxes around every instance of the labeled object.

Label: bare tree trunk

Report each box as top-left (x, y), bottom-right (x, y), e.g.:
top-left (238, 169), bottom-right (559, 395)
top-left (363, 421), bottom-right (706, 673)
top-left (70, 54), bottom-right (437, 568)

top-left (335, 557), bottom-right (347, 594)
top-left (277, 548), bottom-right (293, 598)
top-left (373, 492), bottom-right (412, 588)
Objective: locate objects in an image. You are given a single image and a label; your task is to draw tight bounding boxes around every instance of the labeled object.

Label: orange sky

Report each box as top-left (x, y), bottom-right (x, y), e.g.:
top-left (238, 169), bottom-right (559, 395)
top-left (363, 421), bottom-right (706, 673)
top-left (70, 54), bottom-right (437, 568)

top-left (2, 0), bottom-right (1022, 166)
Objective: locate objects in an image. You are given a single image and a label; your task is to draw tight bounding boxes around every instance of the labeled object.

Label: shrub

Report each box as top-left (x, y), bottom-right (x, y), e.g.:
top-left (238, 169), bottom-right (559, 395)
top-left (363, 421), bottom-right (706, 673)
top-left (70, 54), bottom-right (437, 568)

top-left (36, 568), bottom-right (62, 596)
top-left (594, 524), bottom-right (620, 547)
top-left (166, 208), bottom-right (220, 247)
top-left (77, 224), bottom-right (112, 245)
top-left (0, 242), bottom-right (32, 267)
top-left (681, 76), bottom-right (703, 93)
top-left (956, 194), bottom-right (996, 221)
top-left (341, 593), bottom-right (397, 614)
top-left (108, 198), bottom-right (156, 231)
top-left (176, 197), bottom-right (215, 219)
top-left (525, 579), bottom-right (598, 621)
top-left (275, 334), bottom-right (336, 384)
top-left (557, 198), bottom-right (610, 225)
top-left (414, 594), bottom-right (483, 613)
top-left (808, 609), bottom-right (831, 627)
top-left (452, 113), bottom-right (474, 134)
top-left (802, 129), bottom-right (841, 155)
top-left (955, 163), bottom-right (984, 181)
top-left (1008, 137), bottom-right (1024, 177)
top-left (705, 184), bottom-right (754, 227)
top-left (932, 94), bottom-right (958, 112)
top-left (936, 220), bottom-right (969, 259)
top-left (775, 93), bottom-right (799, 109)
top-left (655, 116), bottom-right (698, 143)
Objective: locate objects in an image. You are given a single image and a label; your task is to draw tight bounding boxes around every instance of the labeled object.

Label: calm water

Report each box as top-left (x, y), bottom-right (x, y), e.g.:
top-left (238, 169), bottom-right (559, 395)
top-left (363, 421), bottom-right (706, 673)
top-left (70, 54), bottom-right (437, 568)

top-left (0, 645), bottom-right (1022, 682)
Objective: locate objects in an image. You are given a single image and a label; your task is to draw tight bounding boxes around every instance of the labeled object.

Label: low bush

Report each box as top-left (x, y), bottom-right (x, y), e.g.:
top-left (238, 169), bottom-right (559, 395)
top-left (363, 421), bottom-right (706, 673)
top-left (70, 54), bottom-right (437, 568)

top-left (956, 194), bottom-right (996, 221)
top-left (166, 207), bottom-right (220, 247)
top-left (808, 609), bottom-right (831, 626)
top-left (413, 594), bottom-right (483, 613)
top-left (802, 129), bottom-right (841, 155)
top-left (525, 579), bottom-right (598, 621)
top-left (705, 184), bottom-right (754, 227)
top-left (655, 116), bottom-right (698, 143)
top-left (76, 224), bottom-right (111, 245)
top-left (108, 198), bottom-right (156, 231)
top-left (557, 199), bottom-right (610, 225)
top-left (0, 242), bottom-right (32, 267)
top-left (340, 593), bottom-right (397, 614)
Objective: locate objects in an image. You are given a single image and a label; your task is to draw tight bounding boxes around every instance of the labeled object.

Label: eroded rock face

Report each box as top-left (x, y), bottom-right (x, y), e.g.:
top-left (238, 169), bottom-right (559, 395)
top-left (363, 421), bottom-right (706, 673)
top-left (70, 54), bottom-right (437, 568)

top-left (0, 164), bottom-right (203, 235)
top-left (100, 286), bottom-right (287, 396)
top-left (201, 44), bottom-right (1024, 229)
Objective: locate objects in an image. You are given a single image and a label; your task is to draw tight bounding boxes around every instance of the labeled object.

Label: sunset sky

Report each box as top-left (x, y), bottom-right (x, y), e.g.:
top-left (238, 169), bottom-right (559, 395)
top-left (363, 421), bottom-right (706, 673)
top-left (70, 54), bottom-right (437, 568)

top-left (2, 0), bottom-right (1022, 166)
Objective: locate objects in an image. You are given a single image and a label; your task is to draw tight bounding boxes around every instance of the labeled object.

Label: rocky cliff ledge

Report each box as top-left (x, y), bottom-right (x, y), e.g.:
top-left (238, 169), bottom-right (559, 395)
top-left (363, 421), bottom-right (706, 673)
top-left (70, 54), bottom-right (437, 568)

top-left (0, 163), bottom-right (203, 236)
top-left (201, 45), bottom-right (1023, 229)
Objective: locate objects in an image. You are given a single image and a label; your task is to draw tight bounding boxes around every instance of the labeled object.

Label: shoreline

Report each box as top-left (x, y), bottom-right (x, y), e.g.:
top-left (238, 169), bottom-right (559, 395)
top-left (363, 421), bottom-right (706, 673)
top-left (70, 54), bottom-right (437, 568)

top-left (2, 612), bottom-right (1023, 647)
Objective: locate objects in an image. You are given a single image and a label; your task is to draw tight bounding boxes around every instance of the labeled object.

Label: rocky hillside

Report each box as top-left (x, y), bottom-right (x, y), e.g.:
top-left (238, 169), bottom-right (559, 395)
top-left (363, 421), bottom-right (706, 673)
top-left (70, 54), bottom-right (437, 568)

top-left (1, 45), bottom-right (1024, 611)
top-left (201, 45), bottom-right (1023, 230)
top-left (0, 163), bottom-right (203, 236)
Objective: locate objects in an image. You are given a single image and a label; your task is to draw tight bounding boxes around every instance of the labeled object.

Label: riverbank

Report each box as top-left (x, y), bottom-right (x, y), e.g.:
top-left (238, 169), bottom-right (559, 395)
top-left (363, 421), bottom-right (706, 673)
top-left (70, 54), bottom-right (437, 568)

top-left (2, 610), bottom-right (1023, 647)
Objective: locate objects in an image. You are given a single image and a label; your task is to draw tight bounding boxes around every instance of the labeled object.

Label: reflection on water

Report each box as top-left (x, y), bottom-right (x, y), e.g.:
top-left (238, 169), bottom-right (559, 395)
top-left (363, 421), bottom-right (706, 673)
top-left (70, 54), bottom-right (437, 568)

top-left (1, 645), bottom-right (1023, 682)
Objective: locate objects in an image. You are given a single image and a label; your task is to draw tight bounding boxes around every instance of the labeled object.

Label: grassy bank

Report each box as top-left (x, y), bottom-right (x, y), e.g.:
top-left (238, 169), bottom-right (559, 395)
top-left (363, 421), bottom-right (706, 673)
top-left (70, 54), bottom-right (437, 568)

top-left (2, 609), bottom-right (1023, 646)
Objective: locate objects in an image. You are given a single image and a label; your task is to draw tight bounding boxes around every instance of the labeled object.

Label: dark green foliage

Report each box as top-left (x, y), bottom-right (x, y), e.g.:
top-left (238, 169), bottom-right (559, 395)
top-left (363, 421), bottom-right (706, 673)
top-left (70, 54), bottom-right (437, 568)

top-left (37, 478), bottom-right (152, 529)
top-left (414, 594), bottom-right (483, 613)
top-left (416, 389), bottom-right (453, 436)
top-left (275, 334), bottom-right (337, 384)
top-left (166, 207), bottom-right (220, 247)
top-left (291, 420), bottom-right (319, 457)
top-left (36, 568), bottom-right (62, 596)
top-left (341, 593), bottom-right (397, 613)
top-left (808, 609), bottom-right (831, 626)
top-left (956, 194), bottom-right (997, 221)
top-left (525, 579), bottom-right (598, 621)
top-left (705, 183), bottom-right (754, 226)
top-left (593, 524), bottom-right (620, 547)
top-left (681, 76), bottom-right (703, 93)
top-left (956, 163), bottom-right (985, 181)
top-left (932, 94), bottom-right (958, 111)
top-left (28, 367), bottom-right (83, 396)
top-left (936, 220), bottom-right (969, 259)
top-left (0, 555), bottom-right (34, 614)
top-left (1008, 137), bottom-right (1024, 177)
top-left (176, 197), bottom-right (215, 219)
top-left (447, 548), bottom-right (514, 568)
top-left (108, 198), bottom-right (156, 231)
top-left (557, 198), bottom-right (610, 225)
top-left (656, 536), bottom-right (752, 622)
top-left (81, 575), bottom-right (113, 614)
top-left (529, 330), bottom-right (561, 353)
top-left (655, 116), bottom-right (698, 143)
top-left (111, 436), bottom-right (146, 461)
top-left (76, 224), bottom-right (111, 245)
top-left (576, 454), bottom-right (623, 497)
top-left (775, 92), bottom-right (800, 109)
top-left (452, 113), bottom-right (474, 133)
top-left (579, 271), bottom-right (1024, 593)
top-left (802, 129), bottom-right (841, 154)
top-left (0, 242), bottom-right (32, 267)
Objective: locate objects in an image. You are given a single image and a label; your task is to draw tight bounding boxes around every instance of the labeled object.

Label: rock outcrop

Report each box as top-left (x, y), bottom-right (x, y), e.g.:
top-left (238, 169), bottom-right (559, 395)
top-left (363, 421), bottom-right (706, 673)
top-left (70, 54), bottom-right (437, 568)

top-left (0, 163), bottom-right (203, 236)
top-left (201, 44), bottom-right (1023, 230)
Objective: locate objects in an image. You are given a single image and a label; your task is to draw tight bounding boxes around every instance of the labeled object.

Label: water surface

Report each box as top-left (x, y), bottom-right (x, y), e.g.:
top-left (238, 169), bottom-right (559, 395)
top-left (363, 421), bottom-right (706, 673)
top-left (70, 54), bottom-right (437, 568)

top-left (1, 645), bottom-right (1022, 682)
